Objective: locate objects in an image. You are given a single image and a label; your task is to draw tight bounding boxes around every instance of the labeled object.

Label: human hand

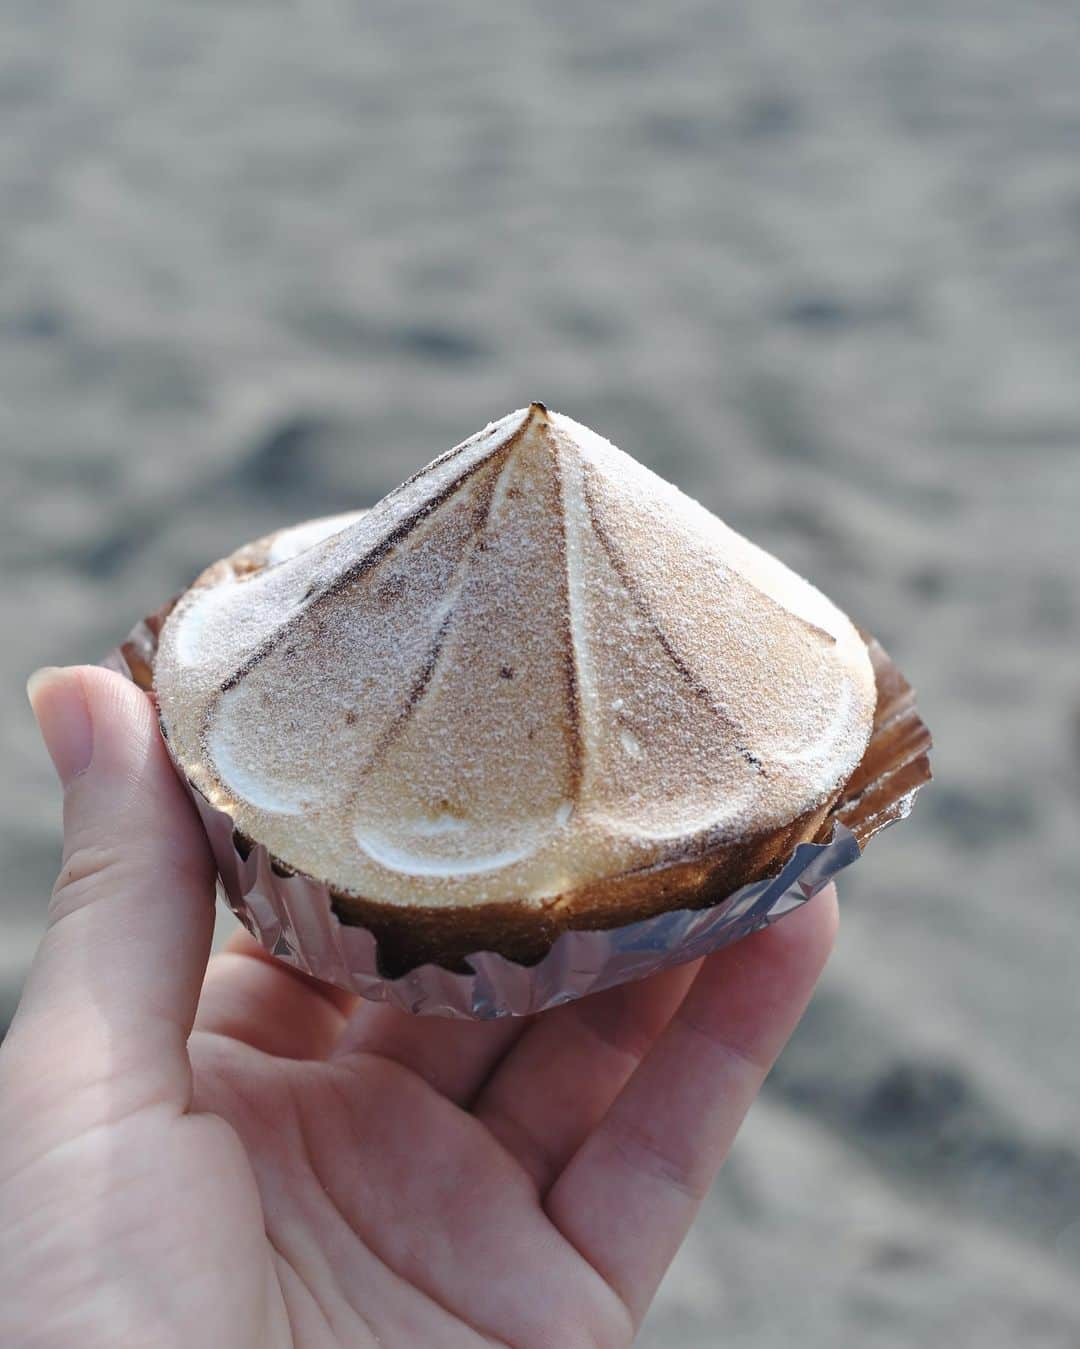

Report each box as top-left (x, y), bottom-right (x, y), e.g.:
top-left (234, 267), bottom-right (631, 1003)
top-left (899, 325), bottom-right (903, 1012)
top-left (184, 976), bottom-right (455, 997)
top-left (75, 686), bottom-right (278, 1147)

top-left (1, 666), bottom-right (838, 1348)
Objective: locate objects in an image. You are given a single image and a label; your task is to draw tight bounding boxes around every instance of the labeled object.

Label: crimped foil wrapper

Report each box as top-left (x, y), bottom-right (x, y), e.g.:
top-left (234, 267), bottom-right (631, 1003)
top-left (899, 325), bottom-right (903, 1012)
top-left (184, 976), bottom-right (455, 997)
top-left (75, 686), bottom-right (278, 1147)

top-left (105, 605), bottom-right (931, 1019)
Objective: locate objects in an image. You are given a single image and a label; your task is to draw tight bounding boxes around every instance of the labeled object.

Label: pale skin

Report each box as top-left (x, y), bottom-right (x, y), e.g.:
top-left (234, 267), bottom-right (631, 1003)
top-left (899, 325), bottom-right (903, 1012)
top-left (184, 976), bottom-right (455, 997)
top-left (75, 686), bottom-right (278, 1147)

top-left (1, 667), bottom-right (839, 1348)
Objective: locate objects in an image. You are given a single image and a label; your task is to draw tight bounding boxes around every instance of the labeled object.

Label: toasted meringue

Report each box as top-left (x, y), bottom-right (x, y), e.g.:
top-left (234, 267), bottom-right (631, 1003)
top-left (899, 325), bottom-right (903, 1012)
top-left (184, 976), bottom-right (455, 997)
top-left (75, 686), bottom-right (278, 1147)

top-left (154, 404), bottom-right (876, 968)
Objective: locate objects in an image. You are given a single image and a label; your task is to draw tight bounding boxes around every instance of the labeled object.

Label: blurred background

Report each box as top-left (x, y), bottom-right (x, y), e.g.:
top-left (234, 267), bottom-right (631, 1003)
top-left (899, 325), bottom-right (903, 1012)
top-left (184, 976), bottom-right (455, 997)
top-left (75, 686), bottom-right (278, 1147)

top-left (3, 1), bottom-right (1079, 1343)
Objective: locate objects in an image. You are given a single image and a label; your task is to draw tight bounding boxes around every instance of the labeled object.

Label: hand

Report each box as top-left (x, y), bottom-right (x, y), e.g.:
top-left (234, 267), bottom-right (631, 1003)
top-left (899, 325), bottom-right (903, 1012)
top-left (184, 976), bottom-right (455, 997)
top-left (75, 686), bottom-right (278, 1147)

top-left (1, 666), bottom-right (838, 1349)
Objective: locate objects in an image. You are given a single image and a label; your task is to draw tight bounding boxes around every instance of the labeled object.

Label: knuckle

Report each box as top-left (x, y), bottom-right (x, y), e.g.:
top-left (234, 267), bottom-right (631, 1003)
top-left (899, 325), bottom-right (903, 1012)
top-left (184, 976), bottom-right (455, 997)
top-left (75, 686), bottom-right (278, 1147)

top-left (674, 1003), bottom-right (769, 1078)
top-left (604, 1113), bottom-right (703, 1202)
top-left (48, 842), bottom-right (128, 925)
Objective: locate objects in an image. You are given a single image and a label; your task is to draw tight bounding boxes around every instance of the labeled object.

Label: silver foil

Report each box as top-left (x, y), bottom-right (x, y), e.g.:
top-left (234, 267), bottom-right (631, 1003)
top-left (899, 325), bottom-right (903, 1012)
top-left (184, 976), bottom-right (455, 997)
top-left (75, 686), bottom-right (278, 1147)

top-left (105, 610), bottom-right (871, 1020)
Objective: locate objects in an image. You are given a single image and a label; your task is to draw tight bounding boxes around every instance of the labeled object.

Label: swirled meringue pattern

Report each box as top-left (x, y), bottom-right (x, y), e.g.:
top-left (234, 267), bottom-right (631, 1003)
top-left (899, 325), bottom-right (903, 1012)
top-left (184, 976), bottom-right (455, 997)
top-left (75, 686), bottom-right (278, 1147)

top-left (154, 405), bottom-right (876, 913)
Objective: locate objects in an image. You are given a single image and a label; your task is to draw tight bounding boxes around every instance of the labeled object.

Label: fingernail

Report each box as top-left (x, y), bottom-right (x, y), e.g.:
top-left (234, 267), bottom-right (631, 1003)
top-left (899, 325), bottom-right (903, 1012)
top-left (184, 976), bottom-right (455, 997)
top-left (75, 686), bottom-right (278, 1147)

top-left (27, 667), bottom-right (94, 788)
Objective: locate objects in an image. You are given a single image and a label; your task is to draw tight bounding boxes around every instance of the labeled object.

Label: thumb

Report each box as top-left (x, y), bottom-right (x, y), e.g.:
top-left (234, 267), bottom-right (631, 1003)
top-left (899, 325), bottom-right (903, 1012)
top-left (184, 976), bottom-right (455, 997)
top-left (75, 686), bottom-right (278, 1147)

top-left (4, 666), bottom-right (215, 1127)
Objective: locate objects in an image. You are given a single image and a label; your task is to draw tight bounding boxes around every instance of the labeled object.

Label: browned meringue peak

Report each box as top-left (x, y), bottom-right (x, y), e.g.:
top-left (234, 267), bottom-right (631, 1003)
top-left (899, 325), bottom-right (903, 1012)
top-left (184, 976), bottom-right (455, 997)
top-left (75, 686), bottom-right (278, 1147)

top-left (154, 404), bottom-right (876, 910)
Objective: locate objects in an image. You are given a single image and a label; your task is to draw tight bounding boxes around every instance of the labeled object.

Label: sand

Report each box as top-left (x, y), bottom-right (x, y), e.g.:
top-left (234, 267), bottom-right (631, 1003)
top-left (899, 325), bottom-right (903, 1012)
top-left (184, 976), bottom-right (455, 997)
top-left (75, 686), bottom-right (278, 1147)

top-left (3, 1), bottom-right (1078, 1343)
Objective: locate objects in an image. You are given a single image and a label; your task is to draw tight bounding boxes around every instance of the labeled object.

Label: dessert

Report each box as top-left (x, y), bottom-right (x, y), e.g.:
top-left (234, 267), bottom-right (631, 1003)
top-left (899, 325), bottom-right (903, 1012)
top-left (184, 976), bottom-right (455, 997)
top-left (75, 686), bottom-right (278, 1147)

top-left (153, 403), bottom-right (880, 974)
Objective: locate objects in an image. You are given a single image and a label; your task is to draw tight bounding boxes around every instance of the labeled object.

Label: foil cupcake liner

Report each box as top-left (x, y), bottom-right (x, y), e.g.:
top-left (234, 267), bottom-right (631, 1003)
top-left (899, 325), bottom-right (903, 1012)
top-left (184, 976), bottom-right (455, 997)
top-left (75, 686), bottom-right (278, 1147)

top-left (104, 604), bottom-right (931, 1019)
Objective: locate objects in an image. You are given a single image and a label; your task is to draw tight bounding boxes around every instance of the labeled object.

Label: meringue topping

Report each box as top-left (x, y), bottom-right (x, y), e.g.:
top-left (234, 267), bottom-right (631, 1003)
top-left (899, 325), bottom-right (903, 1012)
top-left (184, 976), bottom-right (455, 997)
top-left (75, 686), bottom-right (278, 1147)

top-left (154, 405), bottom-right (876, 908)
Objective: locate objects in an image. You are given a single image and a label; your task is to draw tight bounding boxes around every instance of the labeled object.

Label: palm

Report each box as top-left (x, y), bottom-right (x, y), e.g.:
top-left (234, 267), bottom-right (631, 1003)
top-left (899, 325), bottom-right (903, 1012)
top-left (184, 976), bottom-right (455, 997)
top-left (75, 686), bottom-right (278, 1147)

top-left (176, 946), bottom-right (696, 1349)
top-left (159, 890), bottom-right (832, 1349)
top-left (182, 1024), bottom-right (612, 1348)
top-left (176, 1017), bottom-right (598, 1345)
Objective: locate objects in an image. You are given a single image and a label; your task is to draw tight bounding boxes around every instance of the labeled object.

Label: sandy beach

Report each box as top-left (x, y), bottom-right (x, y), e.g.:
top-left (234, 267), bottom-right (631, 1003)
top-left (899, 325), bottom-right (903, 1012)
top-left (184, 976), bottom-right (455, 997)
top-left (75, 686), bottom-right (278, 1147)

top-left (3, 1), bottom-right (1079, 1342)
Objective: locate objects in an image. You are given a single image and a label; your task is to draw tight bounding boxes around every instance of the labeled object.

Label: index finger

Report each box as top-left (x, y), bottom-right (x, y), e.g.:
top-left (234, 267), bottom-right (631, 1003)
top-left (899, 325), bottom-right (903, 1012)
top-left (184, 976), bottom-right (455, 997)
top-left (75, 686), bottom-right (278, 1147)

top-left (544, 884), bottom-right (839, 1327)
